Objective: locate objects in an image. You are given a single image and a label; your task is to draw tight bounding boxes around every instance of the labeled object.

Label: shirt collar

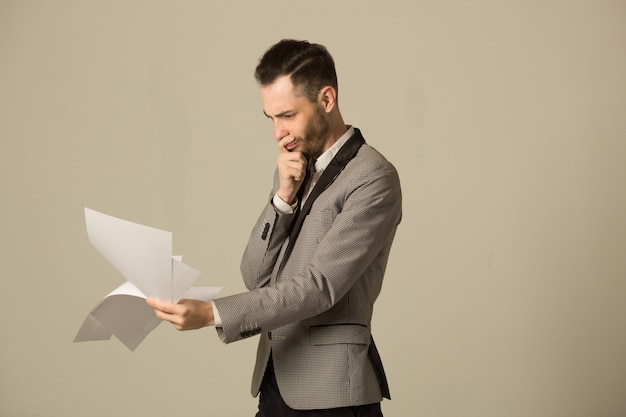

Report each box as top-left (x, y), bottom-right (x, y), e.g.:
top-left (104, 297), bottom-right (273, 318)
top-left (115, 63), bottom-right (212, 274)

top-left (313, 125), bottom-right (355, 173)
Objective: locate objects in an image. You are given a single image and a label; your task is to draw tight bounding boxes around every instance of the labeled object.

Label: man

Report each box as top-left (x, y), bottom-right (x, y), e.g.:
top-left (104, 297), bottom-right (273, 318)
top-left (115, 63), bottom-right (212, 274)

top-left (147, 39), bottom-right (402, 416)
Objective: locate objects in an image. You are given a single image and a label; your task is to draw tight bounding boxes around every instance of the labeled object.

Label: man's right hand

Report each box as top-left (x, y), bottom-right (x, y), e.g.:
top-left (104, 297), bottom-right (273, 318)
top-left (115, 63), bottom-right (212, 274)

top-left (146, 298), bottom-right (215, 331)
top-left (276, 135), bottom-right (308, 205)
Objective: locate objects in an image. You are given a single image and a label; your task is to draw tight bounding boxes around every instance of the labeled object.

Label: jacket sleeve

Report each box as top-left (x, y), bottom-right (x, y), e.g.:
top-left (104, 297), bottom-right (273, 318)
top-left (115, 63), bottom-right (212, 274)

top-left (214, 153), bottom-right (402, 344)
top-left (239, 169), bottom-right (296, 290)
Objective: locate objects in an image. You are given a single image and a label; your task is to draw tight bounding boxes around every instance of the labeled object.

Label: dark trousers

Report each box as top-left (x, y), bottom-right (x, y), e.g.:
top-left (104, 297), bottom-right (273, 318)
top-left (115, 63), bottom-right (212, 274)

top-left (255, 354), bottom-right (384, 417)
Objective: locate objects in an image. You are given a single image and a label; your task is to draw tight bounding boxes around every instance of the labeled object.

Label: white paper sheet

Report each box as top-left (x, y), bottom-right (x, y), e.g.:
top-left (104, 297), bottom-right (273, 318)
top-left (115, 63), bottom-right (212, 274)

top-left (74, 208), bottom-right (222, 351)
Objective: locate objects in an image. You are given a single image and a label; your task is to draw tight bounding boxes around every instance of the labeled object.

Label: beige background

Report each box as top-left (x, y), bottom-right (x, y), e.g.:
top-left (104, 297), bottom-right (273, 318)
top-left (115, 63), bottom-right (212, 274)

top-left (1, 1), bottom-right (625, 416)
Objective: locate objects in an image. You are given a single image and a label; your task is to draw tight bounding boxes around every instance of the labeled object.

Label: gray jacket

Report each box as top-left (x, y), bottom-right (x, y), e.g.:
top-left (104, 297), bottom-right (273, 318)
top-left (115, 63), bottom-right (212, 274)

top-left (213, 129), bottom-right (402, 410)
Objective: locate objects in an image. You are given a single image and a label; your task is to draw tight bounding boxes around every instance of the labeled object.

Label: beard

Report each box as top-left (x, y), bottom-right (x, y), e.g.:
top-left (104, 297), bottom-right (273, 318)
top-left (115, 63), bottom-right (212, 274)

top-left (300, 104), bottom-right (330, 160)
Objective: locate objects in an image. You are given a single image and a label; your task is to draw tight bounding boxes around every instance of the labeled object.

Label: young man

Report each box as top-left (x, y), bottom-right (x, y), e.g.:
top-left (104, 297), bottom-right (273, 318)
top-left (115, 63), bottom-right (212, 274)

top-left (148, 39), bottom-right (402, 416)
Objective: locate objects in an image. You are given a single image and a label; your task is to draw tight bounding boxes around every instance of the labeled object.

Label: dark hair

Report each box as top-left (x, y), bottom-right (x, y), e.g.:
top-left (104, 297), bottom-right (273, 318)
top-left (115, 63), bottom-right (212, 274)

top-left (254, 39), bottom-right (338, 102)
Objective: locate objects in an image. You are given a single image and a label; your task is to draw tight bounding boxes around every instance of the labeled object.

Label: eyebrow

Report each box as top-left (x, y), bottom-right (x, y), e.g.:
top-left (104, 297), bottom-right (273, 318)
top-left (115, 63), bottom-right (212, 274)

top-left (263, 109), bottom-right (295, 119)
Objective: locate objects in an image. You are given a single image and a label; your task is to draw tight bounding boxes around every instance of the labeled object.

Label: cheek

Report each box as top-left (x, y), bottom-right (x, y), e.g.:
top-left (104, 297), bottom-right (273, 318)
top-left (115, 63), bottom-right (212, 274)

top-left (293, 120), bottom-right (309, 138)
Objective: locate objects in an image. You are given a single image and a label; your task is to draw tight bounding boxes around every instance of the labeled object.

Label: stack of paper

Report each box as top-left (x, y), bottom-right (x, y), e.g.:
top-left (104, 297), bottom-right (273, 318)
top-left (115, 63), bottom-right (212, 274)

top-left (74, 208), bottom-right (221, 351)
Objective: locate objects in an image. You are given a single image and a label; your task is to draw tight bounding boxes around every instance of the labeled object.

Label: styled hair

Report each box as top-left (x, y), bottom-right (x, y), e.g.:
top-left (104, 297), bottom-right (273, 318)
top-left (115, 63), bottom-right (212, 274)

top-left (254, 39), bottom-right (338, 102)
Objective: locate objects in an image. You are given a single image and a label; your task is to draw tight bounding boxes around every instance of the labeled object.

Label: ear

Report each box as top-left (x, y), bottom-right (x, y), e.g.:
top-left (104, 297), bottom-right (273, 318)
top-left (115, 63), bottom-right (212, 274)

top-left (318, 86), bottom-right (337, 113)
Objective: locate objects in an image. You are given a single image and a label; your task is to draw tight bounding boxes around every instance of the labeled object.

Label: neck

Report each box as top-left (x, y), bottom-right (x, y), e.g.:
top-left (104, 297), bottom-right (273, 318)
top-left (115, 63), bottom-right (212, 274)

top-left (323, 111), bottom-right (348, 150)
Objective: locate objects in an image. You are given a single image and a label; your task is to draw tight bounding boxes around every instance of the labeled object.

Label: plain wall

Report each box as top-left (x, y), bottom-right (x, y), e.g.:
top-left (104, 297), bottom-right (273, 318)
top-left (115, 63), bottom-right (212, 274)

top-left (1, 1), bottom-right (625, 416)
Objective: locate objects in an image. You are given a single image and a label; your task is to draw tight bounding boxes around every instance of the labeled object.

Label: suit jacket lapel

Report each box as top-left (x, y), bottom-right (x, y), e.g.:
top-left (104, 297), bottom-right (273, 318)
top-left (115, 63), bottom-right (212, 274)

top-left (280, 129), bottom-right (365, 267)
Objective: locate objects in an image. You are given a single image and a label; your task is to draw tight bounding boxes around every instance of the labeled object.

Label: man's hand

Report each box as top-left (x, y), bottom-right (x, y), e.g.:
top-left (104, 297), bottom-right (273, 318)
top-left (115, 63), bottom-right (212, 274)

top-left (146, 298), bottom-right (215, 331)
top-left (276, 135), bottom-right (308, 205)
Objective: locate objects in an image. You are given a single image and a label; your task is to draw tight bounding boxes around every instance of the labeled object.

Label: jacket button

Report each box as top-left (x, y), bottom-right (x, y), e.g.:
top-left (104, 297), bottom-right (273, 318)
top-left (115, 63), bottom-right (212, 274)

top-left (261, 223), bottom-right (270, 240)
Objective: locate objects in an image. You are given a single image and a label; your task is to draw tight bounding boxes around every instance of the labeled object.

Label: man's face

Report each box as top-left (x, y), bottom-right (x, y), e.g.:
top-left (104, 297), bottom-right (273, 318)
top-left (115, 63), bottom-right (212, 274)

top-left (262, 75), bottom-right (329, 159)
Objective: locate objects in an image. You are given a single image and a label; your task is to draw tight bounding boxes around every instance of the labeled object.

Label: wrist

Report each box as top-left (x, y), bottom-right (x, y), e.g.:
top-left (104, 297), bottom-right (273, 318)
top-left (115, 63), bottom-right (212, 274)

top-left (277, 190), bottom-right (296, 205)
top-left (273, 193), bottom-right (298, 214)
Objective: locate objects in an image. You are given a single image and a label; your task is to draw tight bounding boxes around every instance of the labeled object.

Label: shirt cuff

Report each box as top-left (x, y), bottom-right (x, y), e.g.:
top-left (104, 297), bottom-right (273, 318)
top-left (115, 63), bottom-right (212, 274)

top-left (272, 193), bottom-right (298, 214)
top-left (211, 300), bottom-right (223, 327)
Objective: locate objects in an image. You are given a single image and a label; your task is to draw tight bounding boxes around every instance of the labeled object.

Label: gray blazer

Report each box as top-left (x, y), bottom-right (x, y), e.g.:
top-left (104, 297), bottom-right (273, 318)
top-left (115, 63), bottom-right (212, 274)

top-left (214, 129), bottom-right (402, 410)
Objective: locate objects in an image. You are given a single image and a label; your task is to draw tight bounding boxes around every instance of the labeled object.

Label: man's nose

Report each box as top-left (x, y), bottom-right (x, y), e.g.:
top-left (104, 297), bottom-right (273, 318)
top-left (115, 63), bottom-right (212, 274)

top-left (273, 120), bottom-right (288, 140)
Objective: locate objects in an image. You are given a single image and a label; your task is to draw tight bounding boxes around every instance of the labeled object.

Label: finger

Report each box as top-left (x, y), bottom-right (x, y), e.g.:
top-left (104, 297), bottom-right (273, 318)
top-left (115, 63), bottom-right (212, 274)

top-left (152, 307), bottom-right (183, 327)
top-left (145, 297), bottom-right (161, 309)
top-left (278, 152), bottom-right (307, 170)
top-left (277, 134), bottom-right (295, 153)
top-left (146, 298), bottom-right (178, 313)
top-left (285, 164), bottom-right (307, 182)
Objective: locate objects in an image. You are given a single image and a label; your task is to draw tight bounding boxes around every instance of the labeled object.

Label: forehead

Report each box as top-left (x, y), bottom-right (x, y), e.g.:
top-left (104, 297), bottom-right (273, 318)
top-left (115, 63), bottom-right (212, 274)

top-left (261, 75), bottom-right (308, 116)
